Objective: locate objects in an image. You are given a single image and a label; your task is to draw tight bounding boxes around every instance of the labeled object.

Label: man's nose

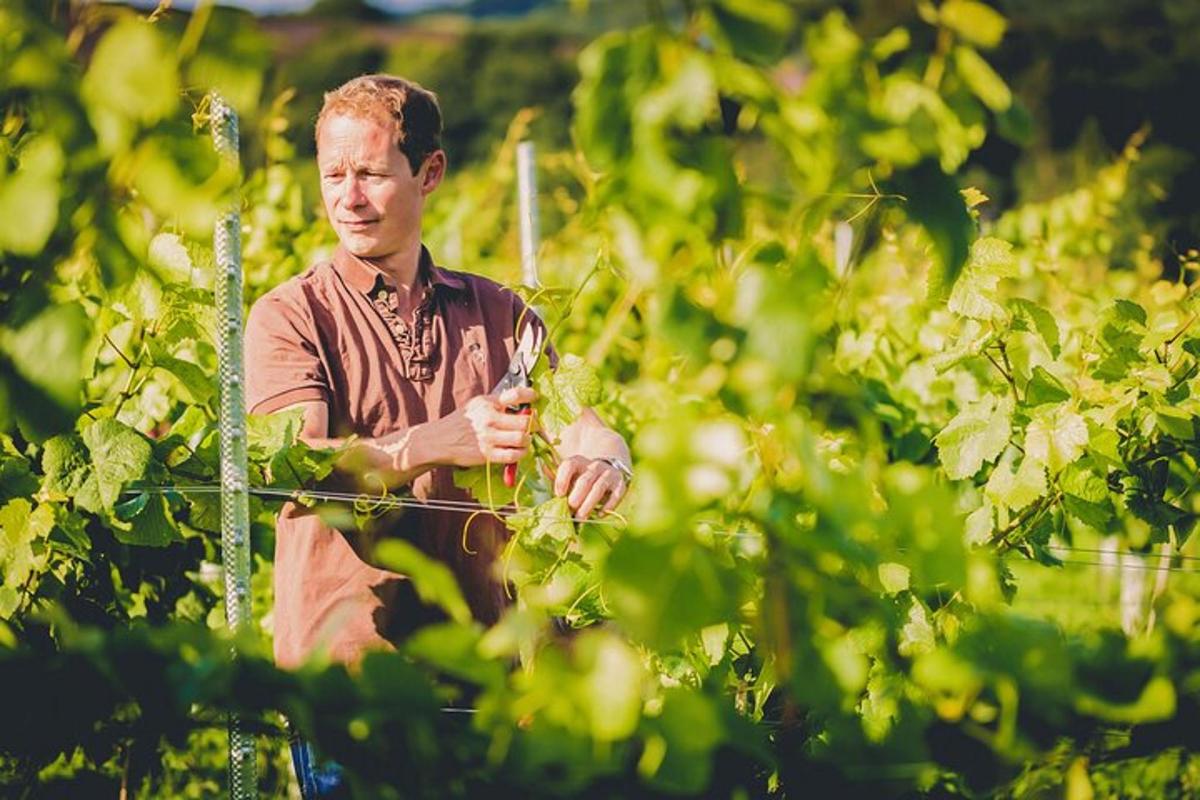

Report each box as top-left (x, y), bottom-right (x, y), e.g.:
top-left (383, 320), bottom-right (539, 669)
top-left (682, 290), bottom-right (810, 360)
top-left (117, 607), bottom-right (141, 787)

top-left (342, 176), bottom-right (367, 207)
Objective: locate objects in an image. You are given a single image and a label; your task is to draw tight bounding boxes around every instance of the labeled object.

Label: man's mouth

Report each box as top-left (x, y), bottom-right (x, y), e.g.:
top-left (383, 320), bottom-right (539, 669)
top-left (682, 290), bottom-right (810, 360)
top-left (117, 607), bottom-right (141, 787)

top-left (341, 219), bottom-right (378, 229)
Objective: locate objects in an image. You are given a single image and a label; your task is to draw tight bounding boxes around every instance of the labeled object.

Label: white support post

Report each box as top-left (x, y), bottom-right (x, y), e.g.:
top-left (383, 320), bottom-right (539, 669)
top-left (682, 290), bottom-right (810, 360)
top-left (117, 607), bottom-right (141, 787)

top-left (516, 140), bottom-right (541, 290)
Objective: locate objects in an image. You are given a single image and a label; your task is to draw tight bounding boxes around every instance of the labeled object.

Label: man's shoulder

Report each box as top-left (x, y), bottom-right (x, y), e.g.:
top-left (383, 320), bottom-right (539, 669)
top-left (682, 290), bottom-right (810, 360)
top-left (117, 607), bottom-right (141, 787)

top-left (251, 260), bottom-right (337, 312)
top-left (435, 264), bottom-right (519, 305)
top-left (246, 260), bottom-right (342, 341)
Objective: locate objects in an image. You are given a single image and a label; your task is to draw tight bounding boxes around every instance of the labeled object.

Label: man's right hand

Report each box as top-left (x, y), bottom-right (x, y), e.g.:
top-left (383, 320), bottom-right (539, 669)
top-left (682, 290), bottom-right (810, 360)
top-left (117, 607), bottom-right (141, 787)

top-left (426, 386), bottom-right (536, 468)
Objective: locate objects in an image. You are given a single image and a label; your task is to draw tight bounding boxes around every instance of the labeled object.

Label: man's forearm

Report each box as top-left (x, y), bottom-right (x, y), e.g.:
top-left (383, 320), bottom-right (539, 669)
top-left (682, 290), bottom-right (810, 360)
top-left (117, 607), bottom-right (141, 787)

top-left (287, 392), bottom-right (535, 493)
top-left (287, 399), bottom-right (441, 491)
top-left (303, 423), bottom-right (439, 490)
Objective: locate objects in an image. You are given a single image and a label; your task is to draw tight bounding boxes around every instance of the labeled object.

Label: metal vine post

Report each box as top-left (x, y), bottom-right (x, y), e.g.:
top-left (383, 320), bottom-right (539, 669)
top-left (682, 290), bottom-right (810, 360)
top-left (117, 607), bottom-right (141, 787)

top-left (210, 93), bottom-right (257, 799)
top-left (516, 140), bottom-right (541, 290)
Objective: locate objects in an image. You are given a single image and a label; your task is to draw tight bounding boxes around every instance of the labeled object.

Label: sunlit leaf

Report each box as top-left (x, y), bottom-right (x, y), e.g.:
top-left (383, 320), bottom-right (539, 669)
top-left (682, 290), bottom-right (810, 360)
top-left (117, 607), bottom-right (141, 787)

top-left (935, 393), bottom-right (1013, 480)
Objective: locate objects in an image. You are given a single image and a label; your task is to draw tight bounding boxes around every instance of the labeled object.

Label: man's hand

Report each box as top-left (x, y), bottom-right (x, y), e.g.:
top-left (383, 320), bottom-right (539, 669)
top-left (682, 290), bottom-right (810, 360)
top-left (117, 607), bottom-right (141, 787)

top-left (428, 386), bottom-right (536, 468)
top-left (554, 455), bottom-right (629, 519)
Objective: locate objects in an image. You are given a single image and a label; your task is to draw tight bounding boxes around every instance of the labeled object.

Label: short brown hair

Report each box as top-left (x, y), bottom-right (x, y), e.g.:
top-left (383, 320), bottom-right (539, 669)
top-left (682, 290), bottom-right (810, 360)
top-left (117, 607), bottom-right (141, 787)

top-left (316, 74), bottom-right (443, 174)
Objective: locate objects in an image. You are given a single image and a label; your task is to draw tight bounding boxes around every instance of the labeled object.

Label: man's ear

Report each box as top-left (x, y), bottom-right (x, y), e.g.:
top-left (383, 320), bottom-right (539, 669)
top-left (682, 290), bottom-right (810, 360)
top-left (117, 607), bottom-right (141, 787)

top-left (420, 150), bottom-right (446, 195)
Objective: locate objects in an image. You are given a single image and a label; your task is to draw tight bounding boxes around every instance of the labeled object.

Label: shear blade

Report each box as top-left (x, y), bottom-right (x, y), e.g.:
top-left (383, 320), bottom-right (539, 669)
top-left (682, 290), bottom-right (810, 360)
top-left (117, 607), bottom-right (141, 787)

top-left (514, 323), bottom-right (543, 375)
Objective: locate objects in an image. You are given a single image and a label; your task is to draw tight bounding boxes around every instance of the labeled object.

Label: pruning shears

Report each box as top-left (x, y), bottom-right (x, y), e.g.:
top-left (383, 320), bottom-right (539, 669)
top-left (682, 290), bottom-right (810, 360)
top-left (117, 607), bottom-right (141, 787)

top-left (493, 324), bottom-right (544, 487)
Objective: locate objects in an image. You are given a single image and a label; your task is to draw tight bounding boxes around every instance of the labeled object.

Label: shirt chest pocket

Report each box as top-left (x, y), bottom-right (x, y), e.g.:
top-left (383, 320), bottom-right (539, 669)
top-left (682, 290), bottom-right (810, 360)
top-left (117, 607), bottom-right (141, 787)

top-left (453, 327), bottom-right (491, 397)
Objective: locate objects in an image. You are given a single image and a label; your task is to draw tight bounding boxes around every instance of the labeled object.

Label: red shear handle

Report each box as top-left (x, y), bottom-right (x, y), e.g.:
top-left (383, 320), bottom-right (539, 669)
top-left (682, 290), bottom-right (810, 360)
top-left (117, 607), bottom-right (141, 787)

top-left (503, 406), bottom-right (533, 487)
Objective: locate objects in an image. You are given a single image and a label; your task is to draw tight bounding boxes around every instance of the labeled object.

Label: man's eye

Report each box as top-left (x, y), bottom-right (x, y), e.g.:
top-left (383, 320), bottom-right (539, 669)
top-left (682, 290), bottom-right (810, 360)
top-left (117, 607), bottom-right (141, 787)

top-left (322, 173), bottom-right (342, 181)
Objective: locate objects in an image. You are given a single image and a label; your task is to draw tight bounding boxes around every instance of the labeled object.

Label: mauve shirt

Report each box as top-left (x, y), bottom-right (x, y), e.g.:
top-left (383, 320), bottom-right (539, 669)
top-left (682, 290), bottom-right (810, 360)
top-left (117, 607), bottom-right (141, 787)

top-left (245, 245), bottom-right (548, 668)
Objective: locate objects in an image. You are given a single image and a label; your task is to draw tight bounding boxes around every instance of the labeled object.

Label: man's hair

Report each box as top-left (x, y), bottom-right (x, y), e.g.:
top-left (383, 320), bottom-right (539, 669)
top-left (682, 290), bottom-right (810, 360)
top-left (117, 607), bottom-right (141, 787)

top-left (316, 74), bottom-right (443, 175)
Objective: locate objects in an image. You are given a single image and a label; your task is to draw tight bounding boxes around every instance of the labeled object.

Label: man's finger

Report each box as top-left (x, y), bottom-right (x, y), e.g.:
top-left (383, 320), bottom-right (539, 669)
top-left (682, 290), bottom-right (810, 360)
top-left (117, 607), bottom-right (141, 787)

top-left (567, 462), bottom-right (606, 509)
top-left (487, 446), bottom-right (527, 464)
top-left (576, 472), bottom-right (618, 519)
top-left (601, 477), bottom-right (627, 514)
top-left (554, 457), bottom-right (587, 497)
top-left (490, 410), bottom-right (534, 431)
top-left (489, 429), bottom-right (530, 449)
top-left (496, 386), bottom-right (537, 407)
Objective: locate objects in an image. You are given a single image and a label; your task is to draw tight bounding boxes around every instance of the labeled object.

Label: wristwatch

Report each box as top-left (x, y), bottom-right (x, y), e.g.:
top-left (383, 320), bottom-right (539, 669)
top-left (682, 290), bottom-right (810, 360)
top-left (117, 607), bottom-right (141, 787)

top-left (598, 456), bottom-right (633, 481)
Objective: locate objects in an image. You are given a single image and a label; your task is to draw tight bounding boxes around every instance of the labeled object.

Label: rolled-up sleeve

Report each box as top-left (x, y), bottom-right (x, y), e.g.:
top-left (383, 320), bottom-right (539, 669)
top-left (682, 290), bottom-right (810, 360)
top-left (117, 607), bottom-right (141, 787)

top-left (245, 288), bottom-right (329, 415)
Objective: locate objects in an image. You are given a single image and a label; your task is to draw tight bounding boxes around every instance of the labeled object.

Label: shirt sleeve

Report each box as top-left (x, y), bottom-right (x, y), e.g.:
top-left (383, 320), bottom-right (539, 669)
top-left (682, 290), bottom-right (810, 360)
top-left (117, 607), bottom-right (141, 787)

top-left (244, 288), bottom-right (330, 415)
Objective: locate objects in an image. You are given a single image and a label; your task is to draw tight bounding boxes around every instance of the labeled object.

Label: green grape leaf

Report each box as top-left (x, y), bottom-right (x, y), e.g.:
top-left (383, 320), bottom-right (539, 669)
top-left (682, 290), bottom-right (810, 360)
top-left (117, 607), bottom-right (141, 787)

top-left (1153, 405), bottom-right (1195, 441)
top-left (954, 45), bottom-right (1011, 111)
top-left (1025, 404), bottom-right (1089, 474)
top-left (985, 456), bottom-right (1046, 512)
top-left (81, 19), bottom-right (179, 153)
top-left (893, 162), bottom-right (974, 295)
top-left (78, 419), bottom-right (154, 514)
top-left (577, 631), bottom-right (646, 742)
top-left (167, 405), bottom-right (211, 443)
top-left (948, 238), bottom-right (1018, 320)
top-left (1, 304), bottom-right (87, 418)
top-left (1076, 676), bottom-right (1176, 724)
top-left (453, 465), bottom-right (516, 509)
top-left (1010, 298), bottom-right (1061, 357)
top-left (405, 623), bottom-right (505, 689)
top-left (535, 353), bottom-right (602, 434)
top-left (0, 455), bottom-right (38, 504)
top-left (0, 499), bottom-right (54, 599)
top-left (1086, 423), bottom-right (1124, 470)
top-left (709, 0), bottom-right (795, 65)
top-left (245, 409), bottom-right (338, 489)
top-left (112, 492), bottom-right (179, 547)
top-left (148, 340), bottom-right (215, 407)
top-left (41, 433), bottom-right (91, 499)
top-left (1025, 366), bottom-right (1071, 406)
top-left (964, 500), bottom-right (994, 545)
top-left (872, 26), bottom-right (911, 60)
top-left (878, 562), bottom-right (911, 594)
top-left (507, 496), bottom-right (575, 544)
top-left (935, 393), bottom-right (1013, 480)
top-left (1112, 299), bottom-right (1148, 326)
top-left (603, 537), bottom-right (738, 650)
top-left (939, 0), bottom-right (1007, 49)
top-left (160, 285), bottom-right (217, 346)
top-left (898, 598), bottom-right (936, 657)
top-left (1060, 487), bottom-right (1113, 533)
top-left (374, 539), bottom-right (472, 625)
top-left (186, 492), bottom-right (221, 534)
top-left (247, 409), bottom-right (303, 457)
top-left (47, 510), bottom-right (92, 561)
top-left (1126, 494), bottom-right (1195, 540)
top-left (147, 233), bottom-right (194, 284)
top-left (0, 136), bottom-right (63, 256)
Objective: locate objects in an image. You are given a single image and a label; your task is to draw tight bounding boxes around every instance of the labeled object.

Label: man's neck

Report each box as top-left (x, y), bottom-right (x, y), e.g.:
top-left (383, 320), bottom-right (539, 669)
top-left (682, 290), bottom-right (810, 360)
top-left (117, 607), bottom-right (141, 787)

top-left (371, 239), bottom-right (423, 293)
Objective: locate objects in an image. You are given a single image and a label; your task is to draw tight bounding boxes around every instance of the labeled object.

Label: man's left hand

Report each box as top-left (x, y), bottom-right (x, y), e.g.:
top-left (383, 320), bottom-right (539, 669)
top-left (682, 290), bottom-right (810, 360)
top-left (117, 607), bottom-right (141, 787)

top-left (554, 456), bottom-right (629, 519)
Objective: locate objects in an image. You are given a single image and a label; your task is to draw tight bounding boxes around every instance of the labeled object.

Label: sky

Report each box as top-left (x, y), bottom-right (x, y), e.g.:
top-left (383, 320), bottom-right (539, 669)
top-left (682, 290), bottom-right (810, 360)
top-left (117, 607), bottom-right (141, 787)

top-left (113, 0), bottom-right (469, 14)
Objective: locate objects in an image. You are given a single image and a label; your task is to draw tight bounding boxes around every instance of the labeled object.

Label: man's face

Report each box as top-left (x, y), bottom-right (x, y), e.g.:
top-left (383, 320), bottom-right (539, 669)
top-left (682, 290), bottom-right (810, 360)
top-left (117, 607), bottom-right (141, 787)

top-left (316, 113), bottom-right (443, 260)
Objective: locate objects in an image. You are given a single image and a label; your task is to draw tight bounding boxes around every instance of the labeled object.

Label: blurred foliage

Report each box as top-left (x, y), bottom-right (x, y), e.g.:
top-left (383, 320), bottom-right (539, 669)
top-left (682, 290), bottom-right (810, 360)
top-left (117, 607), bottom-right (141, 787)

top-left (3, 1), bottom-right (1200, 799)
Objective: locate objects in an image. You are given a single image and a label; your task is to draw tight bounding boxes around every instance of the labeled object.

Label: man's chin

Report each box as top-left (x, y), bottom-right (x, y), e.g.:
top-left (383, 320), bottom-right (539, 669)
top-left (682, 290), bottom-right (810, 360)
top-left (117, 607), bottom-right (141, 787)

top-left (338, 235), bottom-right (383, 258)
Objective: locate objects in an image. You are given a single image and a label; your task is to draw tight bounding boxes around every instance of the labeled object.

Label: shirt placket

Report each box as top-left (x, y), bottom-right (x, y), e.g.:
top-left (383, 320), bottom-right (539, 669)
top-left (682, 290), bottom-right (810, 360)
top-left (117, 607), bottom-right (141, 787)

top-left (370, 283), bottom-right (436, 383)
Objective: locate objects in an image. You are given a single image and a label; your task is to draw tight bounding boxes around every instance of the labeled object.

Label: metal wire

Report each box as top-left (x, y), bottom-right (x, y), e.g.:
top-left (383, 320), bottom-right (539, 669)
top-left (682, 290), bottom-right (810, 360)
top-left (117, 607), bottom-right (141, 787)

top-left (121, 482), bottom-right (1200, 572)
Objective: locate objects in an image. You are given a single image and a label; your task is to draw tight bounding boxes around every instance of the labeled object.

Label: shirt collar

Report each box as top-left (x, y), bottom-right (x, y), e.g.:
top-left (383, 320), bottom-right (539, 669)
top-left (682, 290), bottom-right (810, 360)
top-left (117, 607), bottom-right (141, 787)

top-left (333, 245), bottom-right (467, 295)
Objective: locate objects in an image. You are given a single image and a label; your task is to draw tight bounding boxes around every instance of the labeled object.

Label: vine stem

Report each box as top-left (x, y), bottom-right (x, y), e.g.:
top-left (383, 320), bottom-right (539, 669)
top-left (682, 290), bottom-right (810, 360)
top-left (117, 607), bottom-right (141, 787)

top-left (112, 341), bottom-right (146, 417)
top-left (984, 349), bottom-right (1019, 402)
top-left (992, 491), bottom-right (1062, 553)
top-left (104, 333), bottom-right (137, 369)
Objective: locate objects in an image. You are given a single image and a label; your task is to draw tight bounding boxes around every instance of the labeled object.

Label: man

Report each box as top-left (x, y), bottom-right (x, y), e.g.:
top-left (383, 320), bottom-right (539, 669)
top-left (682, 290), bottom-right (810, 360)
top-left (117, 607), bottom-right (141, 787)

top-left (245, 74), bottom-right (631, 674)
